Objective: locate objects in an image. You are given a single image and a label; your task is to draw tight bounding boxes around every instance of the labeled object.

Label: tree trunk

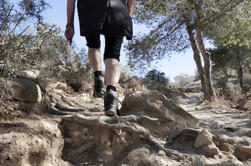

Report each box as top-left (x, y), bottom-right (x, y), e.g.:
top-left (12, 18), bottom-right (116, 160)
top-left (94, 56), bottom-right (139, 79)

top-left (194, 3), bottom-right (215, 101)
top-left (236, 46), bottom-right (245, 94)
top-left (185, 17), bottom-right (211, 100)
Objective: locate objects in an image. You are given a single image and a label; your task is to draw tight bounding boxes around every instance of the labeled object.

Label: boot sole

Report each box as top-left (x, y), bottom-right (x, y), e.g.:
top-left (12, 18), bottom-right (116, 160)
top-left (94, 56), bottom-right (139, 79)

top-left (93, 92), bottom-right (105, 98)
top-left (105, 110), bottom-right (117, 116)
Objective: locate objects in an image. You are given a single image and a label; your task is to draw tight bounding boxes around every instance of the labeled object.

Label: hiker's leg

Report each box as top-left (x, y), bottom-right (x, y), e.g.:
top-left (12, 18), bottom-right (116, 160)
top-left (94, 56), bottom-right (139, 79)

top-left (104, 58), bottom-right (120, 115)
top-left (103, 35), bottom-right (123, 116)
top-left (104, 59), bottom-right (121, 86)
top-left (88, 48), bottom-right (102, 71)
top-left (85, 33), bottom-right (104, 97)
top-left (86, 33), bottom-right (102, 71)
top-left (104, 35), bottom-right (123, 87)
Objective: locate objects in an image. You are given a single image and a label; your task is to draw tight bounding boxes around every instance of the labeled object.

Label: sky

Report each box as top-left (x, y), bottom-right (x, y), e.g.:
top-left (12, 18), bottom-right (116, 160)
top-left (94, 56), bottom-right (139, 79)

top-left (19, 0), bottom-right (215, 81)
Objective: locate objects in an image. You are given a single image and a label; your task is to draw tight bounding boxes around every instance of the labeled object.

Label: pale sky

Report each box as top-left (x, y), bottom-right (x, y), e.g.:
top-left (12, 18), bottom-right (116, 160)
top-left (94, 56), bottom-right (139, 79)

top-left (18, 0), bottom-right (210, 81)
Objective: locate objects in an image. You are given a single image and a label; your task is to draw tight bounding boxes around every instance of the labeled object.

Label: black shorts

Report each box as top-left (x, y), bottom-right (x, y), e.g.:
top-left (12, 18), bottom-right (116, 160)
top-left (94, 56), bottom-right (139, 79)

top-left (85, 33), bottom-right (123, 61)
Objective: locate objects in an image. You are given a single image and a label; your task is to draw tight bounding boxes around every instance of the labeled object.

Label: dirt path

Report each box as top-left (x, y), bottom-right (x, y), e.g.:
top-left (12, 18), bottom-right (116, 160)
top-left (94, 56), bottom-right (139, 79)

top-left (178, 92), bottom-right (251, 143)
top-left (1, 84), bottom-right (251, 166)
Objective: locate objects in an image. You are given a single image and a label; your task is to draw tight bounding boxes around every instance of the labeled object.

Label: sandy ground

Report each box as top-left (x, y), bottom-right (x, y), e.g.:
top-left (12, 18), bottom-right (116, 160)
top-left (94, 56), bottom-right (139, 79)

top-left (1, 84), bottom-right (251, 166)
top-left (178, 92), bottom-right (251, 147)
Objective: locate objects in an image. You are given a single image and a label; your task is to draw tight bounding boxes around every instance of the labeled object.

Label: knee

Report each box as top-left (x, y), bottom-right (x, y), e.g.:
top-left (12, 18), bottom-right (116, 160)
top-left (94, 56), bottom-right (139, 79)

top-left (104, 55), bottom-right (120, 61)
top-left (104, 58), bottom-right (120, 66)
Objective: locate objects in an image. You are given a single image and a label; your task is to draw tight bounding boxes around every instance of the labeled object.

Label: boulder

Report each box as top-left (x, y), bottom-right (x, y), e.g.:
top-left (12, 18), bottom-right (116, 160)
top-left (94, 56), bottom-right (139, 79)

top-left (194, 129), bottom-right (220, 157)
top-left (127, 148), bottom-right (179, 166)
top-left (6, 78), bottom-right (42, 103)
top-left (127, 148), bottom-right (150, 166)
top-left (234, 145), bottom-right (251, 161)
top-left (121, 90), bottom-right (199, 129)
top-left (19, 69), bottom-right (40, 79)
top-left (202, 143), bottom-right (220, 157)
top-left (194, 129), bottom-right (213, 148)
top-left (243, 100), bottom-right (251, 111)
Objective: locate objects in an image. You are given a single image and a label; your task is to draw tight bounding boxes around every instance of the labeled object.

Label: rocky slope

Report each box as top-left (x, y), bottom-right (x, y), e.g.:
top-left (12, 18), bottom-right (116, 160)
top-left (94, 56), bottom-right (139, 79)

top-left (0, 77), bottom-right (251, 166)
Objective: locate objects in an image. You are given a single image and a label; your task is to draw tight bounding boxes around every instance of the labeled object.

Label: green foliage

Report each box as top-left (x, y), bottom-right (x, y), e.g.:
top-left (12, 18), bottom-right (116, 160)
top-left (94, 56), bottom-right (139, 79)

top-left (0, 4), bottom-right (88, 82)
top-left (143, 69), bottom-right (169, 89)
top-left (18, 0), bottom-right (49, 21)
top-left (209, 47), bottom-right (234, 72)
top-left (209, 46), bottom-right (251, 73)
top-left (0, 0), bottom-right (49, 31)
top-left (209, 45), bottom-right (251, 93)
top-left (204, 0), bottom-right (251, 94)
top-left (0, 0), bottom-right (94, 93)
top-left (0, 21), bottom-right (75, 78)
top-left (126, 0), bottom-right (249, 73)
top-left (205, 0), bottom-right (251, 48)
top-left (126, 0), bottom-right (190, 71)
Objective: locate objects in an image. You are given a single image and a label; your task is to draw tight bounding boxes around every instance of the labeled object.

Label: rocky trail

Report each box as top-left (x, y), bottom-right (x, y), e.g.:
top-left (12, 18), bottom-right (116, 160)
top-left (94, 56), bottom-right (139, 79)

top-left (179, 92), bottom-right (251, 141)
top-left (0, 79), bottom-right (251, 166)
top-left (177, 92), bottom-right (251, 165)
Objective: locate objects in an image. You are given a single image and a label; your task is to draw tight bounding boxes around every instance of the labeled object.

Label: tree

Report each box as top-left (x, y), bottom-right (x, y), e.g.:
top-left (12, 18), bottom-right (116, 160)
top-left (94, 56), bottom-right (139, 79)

top-left (143, 69), bottom-right (169, 89)
top-left (18, 0), bottom-right (49, 21)
top-left (209, 46), bottom-right (251, 93)
top-left (126, 0), bottom-right (246, 101)
top-left (0, 0), bottom-right (49, 31)
top-left (206, 0), bottom-right (251, 93)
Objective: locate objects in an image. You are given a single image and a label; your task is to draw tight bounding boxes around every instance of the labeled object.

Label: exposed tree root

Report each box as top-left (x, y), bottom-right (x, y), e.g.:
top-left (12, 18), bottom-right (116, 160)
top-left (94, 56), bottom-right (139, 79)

top-left (62, 113), bottom-right (183, 160)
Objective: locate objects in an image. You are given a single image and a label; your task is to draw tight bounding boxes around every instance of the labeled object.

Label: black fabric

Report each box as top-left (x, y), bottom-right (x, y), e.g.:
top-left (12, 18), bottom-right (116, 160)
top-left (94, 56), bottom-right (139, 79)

top-left (85, 33), bottom-right (101, 48)
top-left (94, 71), bottom-right (103, 77)
top-left (85, 33), bottom-right (123, 61)
top-left (77, 0), bottom-right (133, 40)
top-left (106, 85), bottom-right (117, 91)
top-left (104, 34), bottom-right (123, 61)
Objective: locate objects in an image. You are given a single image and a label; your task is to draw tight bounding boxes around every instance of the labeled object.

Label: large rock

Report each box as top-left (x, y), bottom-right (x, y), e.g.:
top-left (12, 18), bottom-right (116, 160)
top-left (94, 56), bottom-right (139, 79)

top-left (194, 129), bottom-right (213, 148)
top-left (0, 118), bottom-right (70, 166)
top-left (194, 129), bottom-right (220, 157)
top-left (6, 78), bottom-right (42, 103)
top-left (127, 148), bottom-right (179, 166)
top-left (19, 69), bottom-right (40, 79)
top-left (121, 90), bottom-right (199, 128)
top-left (234, 145), bottom-right (251, 161)
top-left (202, 143), bottom-right (220, 157)
top-left (243, 100), bottom-right (251, 111)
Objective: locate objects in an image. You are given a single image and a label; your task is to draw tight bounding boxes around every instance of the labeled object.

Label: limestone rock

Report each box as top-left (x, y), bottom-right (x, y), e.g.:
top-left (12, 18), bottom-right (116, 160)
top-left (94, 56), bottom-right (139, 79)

top-left (190, 156), bottom-right (208, 166)
top-left (0, 118), bottom-right (70, 166)
top-left (127, 148), bottom-right (150, 166)
top-left (19, 69), bottom-right (40, 79)
top-left (234, 145), bottom-right (251, 161)
top-left (121, 90), bottom-right (199, 128)
top-left (202, 143), bottom-right (220, 157)
top-left (127, 148), bottom-right (179, 166)
top-left (6, 78), bottom-right (42, 102)
top-left (194, 129), bottom-right (220, 157)
top-left (46, 81), bottom-right (68, 92)
top-left (243, 100), bottom-right (251, 111)
top-left (194, 129), bottom-right (213, 148)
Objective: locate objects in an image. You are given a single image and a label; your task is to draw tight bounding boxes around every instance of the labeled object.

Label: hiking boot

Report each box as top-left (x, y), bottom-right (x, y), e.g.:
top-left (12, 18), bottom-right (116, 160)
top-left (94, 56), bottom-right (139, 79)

top-left (104, 89), bottom-right (119, 116)
top-left (93, 76), bottom-right (105, 98)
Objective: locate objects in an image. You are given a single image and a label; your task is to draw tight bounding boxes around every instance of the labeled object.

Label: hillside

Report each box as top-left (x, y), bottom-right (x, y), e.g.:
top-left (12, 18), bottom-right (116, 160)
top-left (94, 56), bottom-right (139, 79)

top-left (0, 75), bottom-right (251, 166)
